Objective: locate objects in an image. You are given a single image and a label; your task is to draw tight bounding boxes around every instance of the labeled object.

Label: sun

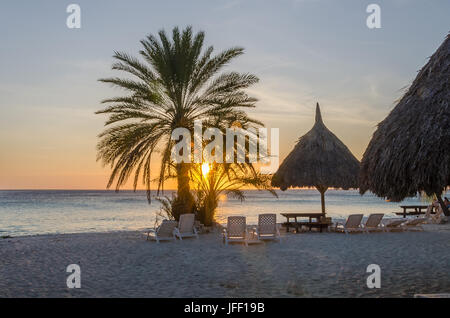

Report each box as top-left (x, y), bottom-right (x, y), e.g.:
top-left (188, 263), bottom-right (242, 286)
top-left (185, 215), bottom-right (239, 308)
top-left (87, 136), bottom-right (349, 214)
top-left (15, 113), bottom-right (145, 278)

top-left (201, 163), bottom-right (210, 176)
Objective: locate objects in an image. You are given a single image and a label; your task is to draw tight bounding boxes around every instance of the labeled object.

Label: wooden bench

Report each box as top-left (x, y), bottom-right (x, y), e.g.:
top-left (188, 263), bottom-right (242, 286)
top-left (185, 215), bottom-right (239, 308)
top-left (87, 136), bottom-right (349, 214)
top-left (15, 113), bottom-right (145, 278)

top-left (396, 205), bottom-right (429, 218)
top-left (281, 213), bottom-right (330, 233)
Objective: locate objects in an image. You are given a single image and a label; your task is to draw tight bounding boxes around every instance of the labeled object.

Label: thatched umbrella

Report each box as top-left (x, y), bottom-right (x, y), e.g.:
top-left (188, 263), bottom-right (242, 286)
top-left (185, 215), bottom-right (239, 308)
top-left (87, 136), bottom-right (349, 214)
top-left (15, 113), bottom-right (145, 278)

top-left (272, 103), bottom-right (360, 214)
top-left (359, 34), bottom-right (450, 215)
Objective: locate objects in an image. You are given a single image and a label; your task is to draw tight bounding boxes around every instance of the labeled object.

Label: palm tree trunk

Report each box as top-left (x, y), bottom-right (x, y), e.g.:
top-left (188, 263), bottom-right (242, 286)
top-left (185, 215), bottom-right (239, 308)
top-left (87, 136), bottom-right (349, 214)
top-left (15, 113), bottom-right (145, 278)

top-left (436, 193), bottom-right (449, 216)
top-left (177, 163), bottom-right (191, 197)
top-left (204, 193), bottom-right (218, 227)
top-left (175, 163), bottom-right (194, 217)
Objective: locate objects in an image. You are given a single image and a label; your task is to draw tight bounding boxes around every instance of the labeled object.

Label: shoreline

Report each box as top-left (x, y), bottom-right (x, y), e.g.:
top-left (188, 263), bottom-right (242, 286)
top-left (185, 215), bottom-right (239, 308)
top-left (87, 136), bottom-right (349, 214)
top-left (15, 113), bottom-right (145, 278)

top-left (0, 214), bottom-right (444, 239)
top-left (1, 229), bottom-right (143, 240)
top-left (1, 224), bottom-right (450, 298)
top-left (3, 189), bottom-right (448, 238)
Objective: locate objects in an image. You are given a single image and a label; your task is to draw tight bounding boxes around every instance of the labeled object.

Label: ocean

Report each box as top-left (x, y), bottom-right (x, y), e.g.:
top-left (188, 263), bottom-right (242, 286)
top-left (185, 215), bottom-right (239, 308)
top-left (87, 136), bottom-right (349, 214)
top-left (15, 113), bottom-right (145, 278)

top-left (0, 189), bottom-right (445, 237)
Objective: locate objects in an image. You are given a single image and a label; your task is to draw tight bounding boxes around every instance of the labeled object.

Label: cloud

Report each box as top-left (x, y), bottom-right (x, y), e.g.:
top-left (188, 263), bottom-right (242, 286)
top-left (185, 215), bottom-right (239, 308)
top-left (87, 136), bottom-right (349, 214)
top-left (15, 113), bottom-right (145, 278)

top-left (213, 0), bottom-right (241, 11)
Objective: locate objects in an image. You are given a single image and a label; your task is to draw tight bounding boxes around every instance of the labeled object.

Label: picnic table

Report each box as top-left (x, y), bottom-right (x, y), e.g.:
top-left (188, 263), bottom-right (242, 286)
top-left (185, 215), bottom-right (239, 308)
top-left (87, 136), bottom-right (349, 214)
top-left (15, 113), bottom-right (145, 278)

top-left (281, 213), bottom-right (329, 233)
top-left (396, 205), bottom-right (429, 218)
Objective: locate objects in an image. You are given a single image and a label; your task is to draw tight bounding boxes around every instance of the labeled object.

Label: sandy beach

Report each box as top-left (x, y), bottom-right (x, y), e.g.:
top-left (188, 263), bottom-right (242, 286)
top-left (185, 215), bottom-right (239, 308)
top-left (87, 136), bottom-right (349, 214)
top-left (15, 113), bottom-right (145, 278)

top-left (1, 223), bottom-right (449, 298)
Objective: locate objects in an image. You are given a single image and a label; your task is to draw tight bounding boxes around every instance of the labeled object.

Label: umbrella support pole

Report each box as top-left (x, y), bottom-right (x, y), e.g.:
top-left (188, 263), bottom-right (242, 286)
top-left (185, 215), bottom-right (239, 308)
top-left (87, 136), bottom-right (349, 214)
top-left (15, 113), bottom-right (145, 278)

top-left (316, 186), bottom-right (328, 216)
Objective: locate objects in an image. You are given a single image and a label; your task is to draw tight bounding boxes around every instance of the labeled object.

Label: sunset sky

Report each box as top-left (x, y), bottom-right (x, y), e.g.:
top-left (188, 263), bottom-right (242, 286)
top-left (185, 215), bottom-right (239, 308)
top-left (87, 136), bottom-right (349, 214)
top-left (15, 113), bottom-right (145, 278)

top-left (0, 0), bottom-right (449, 189)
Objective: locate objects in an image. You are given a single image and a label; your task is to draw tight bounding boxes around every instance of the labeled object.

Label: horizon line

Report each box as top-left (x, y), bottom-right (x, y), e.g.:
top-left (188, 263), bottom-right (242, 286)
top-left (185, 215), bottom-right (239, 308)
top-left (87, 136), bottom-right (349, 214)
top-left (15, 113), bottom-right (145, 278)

top-left (0, 187), bottom-right (359, 191)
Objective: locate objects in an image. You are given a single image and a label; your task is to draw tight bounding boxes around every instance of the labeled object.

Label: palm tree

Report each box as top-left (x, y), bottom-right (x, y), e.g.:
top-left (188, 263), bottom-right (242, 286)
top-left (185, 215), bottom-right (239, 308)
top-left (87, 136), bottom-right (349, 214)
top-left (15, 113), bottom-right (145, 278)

top-left (96, 26), bottom-right (261, 217)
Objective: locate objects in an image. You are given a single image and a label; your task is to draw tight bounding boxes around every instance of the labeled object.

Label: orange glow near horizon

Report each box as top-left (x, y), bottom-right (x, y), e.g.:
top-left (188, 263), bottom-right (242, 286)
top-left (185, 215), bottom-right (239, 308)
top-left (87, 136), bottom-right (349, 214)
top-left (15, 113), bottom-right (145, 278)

top-left (0, 102), bottom-right (368, 191)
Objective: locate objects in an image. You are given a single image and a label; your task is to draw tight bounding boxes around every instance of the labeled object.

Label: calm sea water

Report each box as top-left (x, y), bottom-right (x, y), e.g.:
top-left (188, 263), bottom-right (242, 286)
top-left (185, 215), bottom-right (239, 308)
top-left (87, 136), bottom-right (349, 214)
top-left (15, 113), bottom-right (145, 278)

top-left (0, 189), bottom-right (446, 237)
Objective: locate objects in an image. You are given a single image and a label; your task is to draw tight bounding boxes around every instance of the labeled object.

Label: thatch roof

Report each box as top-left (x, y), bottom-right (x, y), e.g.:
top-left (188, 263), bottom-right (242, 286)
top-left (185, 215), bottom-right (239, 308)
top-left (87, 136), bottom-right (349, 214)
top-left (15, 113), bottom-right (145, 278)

top-left (359, 34), bottom-right (450, 201)
top-left (272, 103), bottom-right (360, 191)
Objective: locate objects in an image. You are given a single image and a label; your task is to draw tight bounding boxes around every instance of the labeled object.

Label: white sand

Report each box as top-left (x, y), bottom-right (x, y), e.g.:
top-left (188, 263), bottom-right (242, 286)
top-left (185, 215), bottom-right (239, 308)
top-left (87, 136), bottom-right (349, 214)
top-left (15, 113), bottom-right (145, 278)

top-left (1, 223), bottom-right (450, 298)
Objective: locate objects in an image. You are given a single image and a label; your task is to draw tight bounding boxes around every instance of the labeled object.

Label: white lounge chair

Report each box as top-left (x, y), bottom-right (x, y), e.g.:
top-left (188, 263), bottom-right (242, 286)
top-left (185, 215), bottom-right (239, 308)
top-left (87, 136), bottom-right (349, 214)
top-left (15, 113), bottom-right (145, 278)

top-left (331, 214), bottom-right (364, 234)
top-left (402, 217), bottom-right (427, 231)
top-left (256, 214), bottom-right (281, 242)
top-left (146, 220), bottom-right (177, 243)
top-left (362, 213), bottom-right (385, 233)
top-left (383, 219), bottom-right (406, 232)
top-left (174, 213), bottom-right (199, 240)
top-left (223, 216), bottom-right (248, 246)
